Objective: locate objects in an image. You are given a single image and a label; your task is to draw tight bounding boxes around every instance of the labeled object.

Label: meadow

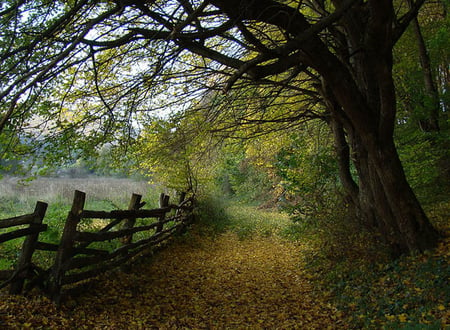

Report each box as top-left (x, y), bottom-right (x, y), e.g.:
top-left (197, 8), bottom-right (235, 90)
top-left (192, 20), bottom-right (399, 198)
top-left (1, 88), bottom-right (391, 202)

top-left (0, 176), bottom-right (161, 270)
top-left (0, 176), bottom-right (158, 213)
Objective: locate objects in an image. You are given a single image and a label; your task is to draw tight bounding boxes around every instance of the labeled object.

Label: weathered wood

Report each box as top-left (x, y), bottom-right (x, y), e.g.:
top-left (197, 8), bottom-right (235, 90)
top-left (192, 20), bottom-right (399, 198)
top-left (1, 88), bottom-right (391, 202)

top-left (80, 208), bottom-right (167, 220)
top-left (0, 187), bottom-right (194, 302)
top-left (35, 242), bottom-right (108, 257)
top-left (66, 225), bottom-right (181, 271)
top-left (73, 217), bottom-right (124, 252)
top-left (0, 213), bottom-right (36, 229)
top-left (166, 214), bottom-right (183, 223)
top-left (170, 197), bottom-right (194, 212)
top-left (120, 194), bottom-right (143, 272)
top-left (122, 193), bottom-right (142, 245)
top-left (62, 253), bottom-right (133, 285)
top-left (62, 227), bottom-right (181, 285)
top-left (74, 222), bottom-right (160, 242)
top-left (168, 204), bottom-right (192, 210)
top-left (48, 190), bottom-right (85, 303)
top-left (98, 218), bottom-right (124, 233)
top-left (10, 201), bottom-right (48, 294)
top-left (35, 241), bottom-right (59, 251)
top-left (157, 193), bottom-right (170, 232)
top-left (178, 191), bottom-right (186, 204)
top-left (0, 225), bottom-right (47, 244)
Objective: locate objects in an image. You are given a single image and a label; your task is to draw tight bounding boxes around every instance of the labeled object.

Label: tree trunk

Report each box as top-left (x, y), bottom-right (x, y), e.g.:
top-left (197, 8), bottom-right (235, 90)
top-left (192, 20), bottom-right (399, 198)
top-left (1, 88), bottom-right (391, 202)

top-left (322, 74), bottom-right (440, 254)
top-left (334, 115), bottom-right (439, 254)
top-left (368, 140), bottom-right (440, 252)
top-left (409, 4), bottom-right (440, 132)
top-left (210, 0), bottom-right (441, 255)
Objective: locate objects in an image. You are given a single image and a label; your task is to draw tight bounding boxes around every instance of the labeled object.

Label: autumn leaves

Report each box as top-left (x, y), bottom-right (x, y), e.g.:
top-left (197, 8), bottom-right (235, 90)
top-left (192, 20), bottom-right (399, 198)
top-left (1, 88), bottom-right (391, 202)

top-left (0, 231), bottom-right (347, 328)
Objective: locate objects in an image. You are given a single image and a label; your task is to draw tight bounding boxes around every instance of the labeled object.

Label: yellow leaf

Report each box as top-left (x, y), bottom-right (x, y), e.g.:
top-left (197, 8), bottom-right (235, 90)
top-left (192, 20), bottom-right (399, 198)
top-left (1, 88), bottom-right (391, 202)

top-left (398, 314), bottom-right (408, 322)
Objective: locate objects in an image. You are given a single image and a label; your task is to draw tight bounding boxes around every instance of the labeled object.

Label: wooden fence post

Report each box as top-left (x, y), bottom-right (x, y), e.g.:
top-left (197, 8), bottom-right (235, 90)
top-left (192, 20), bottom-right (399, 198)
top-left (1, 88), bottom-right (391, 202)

top-left (174, 192), bottom-right (186, 219)
top-left (121, 193), bottom-right (144, 272)
top-left (122, 193), bottom-right (143, 245)
top-left (157, 193), bottom-right (169, 233)
top-left (9, 201), bottom-right (48, 294)
top-left (48, 190), bottom-right (85, 303)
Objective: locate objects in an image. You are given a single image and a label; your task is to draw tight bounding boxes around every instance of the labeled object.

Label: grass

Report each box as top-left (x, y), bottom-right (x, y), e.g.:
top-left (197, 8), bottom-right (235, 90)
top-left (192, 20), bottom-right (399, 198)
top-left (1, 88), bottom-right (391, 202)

top-left (0, 176), bottom-right (157, 211)
top-left (195, 195), bottom-right (295, 239)
top-left (0, 176), bottom-right (163, 270)
top-left (0, 180), bottom-right (448, 328)
top-left (194, 195), bottom-right (449, 329)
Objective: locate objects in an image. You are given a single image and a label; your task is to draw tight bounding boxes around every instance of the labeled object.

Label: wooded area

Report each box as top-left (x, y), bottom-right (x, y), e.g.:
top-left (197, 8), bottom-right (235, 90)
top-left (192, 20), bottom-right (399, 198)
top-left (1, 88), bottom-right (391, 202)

top-left (0, 189), bottom-right (194, 303)
top-left (0, 0), bottom-right (448, 257)
top-left (0, 0), bottom-right (448, 326)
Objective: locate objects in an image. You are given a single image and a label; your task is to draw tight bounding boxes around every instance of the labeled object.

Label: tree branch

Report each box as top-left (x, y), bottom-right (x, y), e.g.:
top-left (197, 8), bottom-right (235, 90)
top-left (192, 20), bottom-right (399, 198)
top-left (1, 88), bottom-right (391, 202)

top-left (393, 0), bottom-right (426, 43)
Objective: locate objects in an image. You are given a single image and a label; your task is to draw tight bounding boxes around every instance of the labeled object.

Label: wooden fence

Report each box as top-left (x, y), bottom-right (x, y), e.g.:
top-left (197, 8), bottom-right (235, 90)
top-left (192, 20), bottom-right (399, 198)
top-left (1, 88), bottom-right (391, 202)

top-left (0, 190), bottom-right (194, 303)
top-left (0, 201), bottom-right (48, 294)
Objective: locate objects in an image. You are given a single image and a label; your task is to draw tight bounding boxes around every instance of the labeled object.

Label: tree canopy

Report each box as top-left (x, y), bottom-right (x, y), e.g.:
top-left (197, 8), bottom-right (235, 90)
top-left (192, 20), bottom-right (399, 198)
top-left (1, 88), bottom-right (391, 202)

top-left (1, 0), bottom-right (448, 255)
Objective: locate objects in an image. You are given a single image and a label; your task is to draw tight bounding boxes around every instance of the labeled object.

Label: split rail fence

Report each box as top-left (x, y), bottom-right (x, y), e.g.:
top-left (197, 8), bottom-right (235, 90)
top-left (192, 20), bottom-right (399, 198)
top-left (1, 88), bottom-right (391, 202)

top-left (0, 190), bottom-right (194, 303)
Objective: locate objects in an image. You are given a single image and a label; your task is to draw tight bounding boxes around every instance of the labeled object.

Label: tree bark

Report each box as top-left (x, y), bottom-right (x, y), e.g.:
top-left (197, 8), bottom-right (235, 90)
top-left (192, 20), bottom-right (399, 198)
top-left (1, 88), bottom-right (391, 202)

top-left (369, 141), bottom-right (440, 252)
top-left (323, 1), bottom-right (440, 254)
top-left (409, 3), bottom-right (440, 132)
top-left (320, 74), bottom-right (439, 254)
top-left (193, 0), bottom-right (442, 254)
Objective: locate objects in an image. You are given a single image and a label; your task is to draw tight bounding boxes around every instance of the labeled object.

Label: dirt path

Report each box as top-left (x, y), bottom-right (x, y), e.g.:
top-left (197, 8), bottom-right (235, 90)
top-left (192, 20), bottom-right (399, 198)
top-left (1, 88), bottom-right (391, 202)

top-left (1, 232), bottom-right (347, 329)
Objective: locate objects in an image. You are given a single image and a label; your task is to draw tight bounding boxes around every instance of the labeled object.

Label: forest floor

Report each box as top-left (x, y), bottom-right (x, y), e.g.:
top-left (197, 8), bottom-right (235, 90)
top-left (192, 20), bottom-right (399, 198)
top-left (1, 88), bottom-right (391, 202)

top-left (0, 202), bottom-right (449, 329)
top-left (0, 230), bottom-right (347, 329)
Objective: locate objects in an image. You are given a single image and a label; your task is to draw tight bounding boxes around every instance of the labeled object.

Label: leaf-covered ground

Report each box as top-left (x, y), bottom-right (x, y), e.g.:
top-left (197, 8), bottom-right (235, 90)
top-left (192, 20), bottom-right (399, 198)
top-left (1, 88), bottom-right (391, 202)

top-left (1, 202), bottom-right (448, 329)
top-left (0, 231), bottom-right (346, 329)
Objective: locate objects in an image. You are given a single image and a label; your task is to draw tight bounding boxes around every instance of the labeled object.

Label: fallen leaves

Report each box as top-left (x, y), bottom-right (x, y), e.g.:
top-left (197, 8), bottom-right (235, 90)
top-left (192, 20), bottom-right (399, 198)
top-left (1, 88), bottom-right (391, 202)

top-left (313, 221), bottom-right (450, 329)
top-left (1, 231), bottom-right (347, 329)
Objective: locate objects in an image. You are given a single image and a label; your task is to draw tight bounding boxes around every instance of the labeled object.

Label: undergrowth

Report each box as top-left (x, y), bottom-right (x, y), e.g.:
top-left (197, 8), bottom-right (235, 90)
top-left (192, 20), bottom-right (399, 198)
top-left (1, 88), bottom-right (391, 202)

top-left (299, 201), bottom-right (450, 329)
top-left (195, 195), bottom-right (449, 329)
top-left (195, 195), bottom-right (293, 239)
top-left (0, 186), bottom-right (448, 328)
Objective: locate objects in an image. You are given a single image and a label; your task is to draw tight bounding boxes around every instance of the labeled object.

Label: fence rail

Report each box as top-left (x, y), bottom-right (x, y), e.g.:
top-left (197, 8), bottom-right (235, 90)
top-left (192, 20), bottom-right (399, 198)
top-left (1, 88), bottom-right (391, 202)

top-left (0, 189), bottom-right (194, 303)
top-left (0, 201), bottom-right (48, 294)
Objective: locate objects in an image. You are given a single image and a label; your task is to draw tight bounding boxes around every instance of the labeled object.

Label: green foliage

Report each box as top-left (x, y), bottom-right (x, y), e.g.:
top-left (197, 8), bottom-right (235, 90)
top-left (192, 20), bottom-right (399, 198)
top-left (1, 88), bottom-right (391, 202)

top-left (391, 0), bottom-right (449, 206)
top-left (301, 201), bottom-right (450, 329)
top-left (0, 237), bottom-right (22, 269)
top-left (214, 144), bottom-right (274, 203)
top-left (195, 194), bottom-right (291, 239)
top-left (396, 129), bottom-right (450, 203)
top-left (323, 247), bottom-right (449, 328)
top-left (274, 123), bottom-right (340, 223)
top-left (134, 117), bottom-right (215, 193)
top-left (194, 194), bottom-right (232, 237)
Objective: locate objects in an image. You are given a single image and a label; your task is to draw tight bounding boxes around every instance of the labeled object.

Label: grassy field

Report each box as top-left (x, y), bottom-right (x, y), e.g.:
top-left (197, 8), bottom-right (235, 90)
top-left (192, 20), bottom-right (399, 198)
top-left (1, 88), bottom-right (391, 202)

top-left (0, 176), bottom-right (162, 269)
top-left (0, 176), bottom-right (159, 213)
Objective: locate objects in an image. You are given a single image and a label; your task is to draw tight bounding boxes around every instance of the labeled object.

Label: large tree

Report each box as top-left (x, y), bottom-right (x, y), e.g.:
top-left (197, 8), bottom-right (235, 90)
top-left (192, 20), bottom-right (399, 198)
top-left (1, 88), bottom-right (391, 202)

top-left (0, 0), bottom-right (443, 254)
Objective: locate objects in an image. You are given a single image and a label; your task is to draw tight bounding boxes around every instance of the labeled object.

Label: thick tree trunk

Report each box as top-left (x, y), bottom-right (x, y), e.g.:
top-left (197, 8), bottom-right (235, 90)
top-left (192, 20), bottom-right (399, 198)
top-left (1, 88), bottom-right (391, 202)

top-left (330, 116), bottom-right (359, 209)
top-left (210, 0), bottom-right (440, 255)
top-left (368, 141), bottom-right (440, 252)
top-left (323, 78), bottom-right (440, 255)
top-left (336, 118), bottom-right (440, 254)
